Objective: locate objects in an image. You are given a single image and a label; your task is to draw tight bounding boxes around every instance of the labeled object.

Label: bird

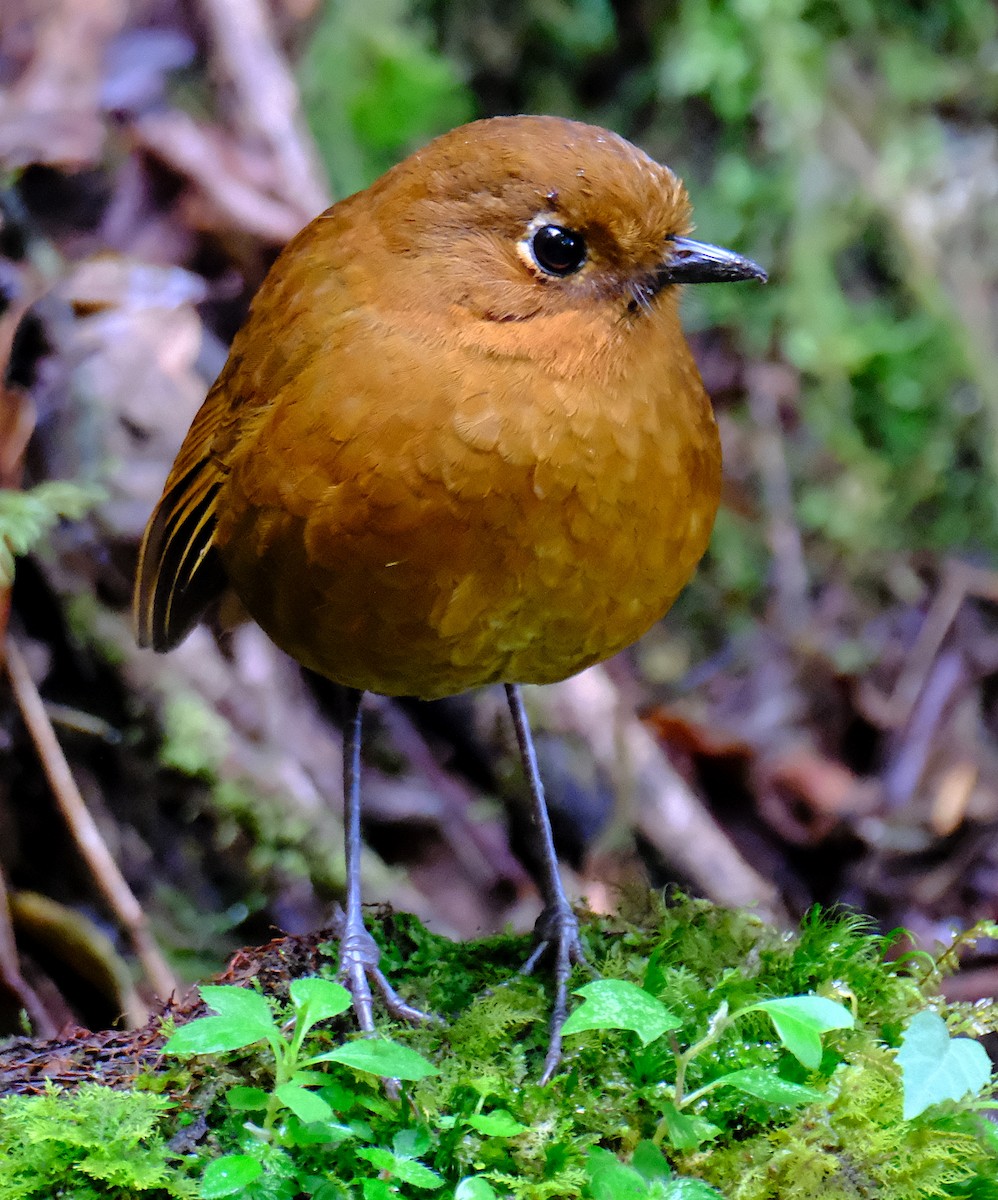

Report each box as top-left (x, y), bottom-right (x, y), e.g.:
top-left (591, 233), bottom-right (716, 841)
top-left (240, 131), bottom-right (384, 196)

top-left (133, 114), bottom-right (766, 1082)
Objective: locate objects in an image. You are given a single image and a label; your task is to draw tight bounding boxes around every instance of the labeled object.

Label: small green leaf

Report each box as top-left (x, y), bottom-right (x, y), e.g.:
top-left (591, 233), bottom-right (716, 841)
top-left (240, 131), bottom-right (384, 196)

top-left (643, 947), bottom-right (671, 1004)
top-left (715, 1067), bottom-right (824, 1106)
top-left (310, 1183), bottom-right (350, 1200)
top-left (746, 995), bottom-right (854, 1070)
top-left (199, 1154), bottom-right (262, 1198)
top-left (394, 1128), bottom-right (431, 1157)
top-left (661, 1180), bottom-right (726, 1199)
top-left (356, 1146), bottom-right (395, 1172)
top-left (322, 1038), bottom-right (439, 1080)
top-left (276, 1083), bottom-right (334, 1123)
top-left (897, 1009), bottom-right (993, 1120)
top-left (164, 985), bottom-right (278, 1055)
top-left (164, 1015), bottom-right (268, 1056)
top-left (199, 985), bottom-right (275, 1029)
top-left (586, 1147), bottom-right (646, 1200)
top-left (656, 1102), bottom-right (722, 1151)
top-left (631, 1139), bottom-right (673, 1182)
top-left (588, 1146), bottom-right (721, 1200)
top-left (390, 1157), bottom-right (444, 1189)
top-left (561, 979), bottom-right (682, 1046)
top-left (225, 1086), bottom-right (269, 1111)
top-left (465, 1109), bottom-right (528, 1137)
top-left (290, 977), bottom-right (353, 1024)
top-left (356, 1132), bottom-right (443, 1189)
top-left (456, 1179), bottom-right (498, 1200)
top-left (283, 1116), bottom-right (353, 1147)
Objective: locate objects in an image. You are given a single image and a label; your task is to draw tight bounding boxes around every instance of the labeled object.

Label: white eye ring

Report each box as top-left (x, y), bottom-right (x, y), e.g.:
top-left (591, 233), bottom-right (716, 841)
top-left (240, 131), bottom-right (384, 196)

top-left (518, 214), bottom-right (588, 278)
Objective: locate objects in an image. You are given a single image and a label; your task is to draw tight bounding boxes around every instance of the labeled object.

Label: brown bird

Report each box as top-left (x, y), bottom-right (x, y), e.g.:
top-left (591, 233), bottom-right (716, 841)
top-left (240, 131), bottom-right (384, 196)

top-left (134, 115), bottom-right (765, 1081)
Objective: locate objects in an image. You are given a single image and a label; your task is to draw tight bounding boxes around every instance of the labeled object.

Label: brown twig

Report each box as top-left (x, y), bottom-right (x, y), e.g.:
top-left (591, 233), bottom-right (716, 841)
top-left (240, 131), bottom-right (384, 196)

top-left (745, 362), bottom-right (810, 636)
top-left (534, 666), bottom-right (786, 921)
top-left (199, 0), bottom-right (331, 219)
top-left (862, 559), bottom-right (998, 731)
top-left (882, 565), bottom-right (967, 727)
top-left (3, 635), bottom-right (177, 1006)
top-left (132, 111), bottom-right (307, 243)
top-left (0, 862), bottom-right (58, 1038)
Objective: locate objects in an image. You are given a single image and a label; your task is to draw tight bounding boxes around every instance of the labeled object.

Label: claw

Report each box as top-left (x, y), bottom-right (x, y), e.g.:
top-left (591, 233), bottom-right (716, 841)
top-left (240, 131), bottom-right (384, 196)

top-left (331, 904), bottom-right (434, 1028)
top-left (521, 900), bottom-right (592, 1084)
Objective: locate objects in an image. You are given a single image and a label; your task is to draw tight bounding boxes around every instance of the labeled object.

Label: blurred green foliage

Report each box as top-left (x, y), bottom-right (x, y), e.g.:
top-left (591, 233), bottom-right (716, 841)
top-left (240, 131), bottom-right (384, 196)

top-left (298, 0), bottom-right (473, 197)
top-left (0, 482), bottom-right (104, 587)
top-left (299, 0), bottom-right (998, 588)
top-left (655, 0), bottom-right (998, 568)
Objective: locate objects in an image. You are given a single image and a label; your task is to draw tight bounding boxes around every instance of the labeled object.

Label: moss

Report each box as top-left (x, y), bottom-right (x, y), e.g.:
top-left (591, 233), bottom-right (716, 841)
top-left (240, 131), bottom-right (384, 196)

top-left (3, 898), bottom-right (995, 1198)
top-left (160, 695), bottom-right (231, 779)
top-left (691, 1047), bottom-right (996, 1199)
top-left (0, 1083), bottom-right (194, 1199)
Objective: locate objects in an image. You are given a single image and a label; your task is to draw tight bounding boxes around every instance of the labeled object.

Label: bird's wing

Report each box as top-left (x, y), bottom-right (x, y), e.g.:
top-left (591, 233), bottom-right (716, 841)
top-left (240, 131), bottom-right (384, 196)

top-left (133, 202), bottom-right (365, 651)
top-left (132, 379), bottom-right (235, 651)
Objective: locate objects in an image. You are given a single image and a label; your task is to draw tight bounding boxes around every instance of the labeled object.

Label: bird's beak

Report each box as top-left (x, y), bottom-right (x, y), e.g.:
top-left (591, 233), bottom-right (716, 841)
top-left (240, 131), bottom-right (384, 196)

top-left (658, 236), bottom-right (768, 285)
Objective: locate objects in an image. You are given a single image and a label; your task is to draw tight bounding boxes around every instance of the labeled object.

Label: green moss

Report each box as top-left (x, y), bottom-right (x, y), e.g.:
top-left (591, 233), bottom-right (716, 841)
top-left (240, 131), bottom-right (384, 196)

top-left (4, 899), bottom-right (995, 1198)
top-left (160, 695), bottom-right (231, 778)
top-left (0, 1083), bottom-right (194, 1198)
top-left (693, 1047), bottom-right (997, 1199)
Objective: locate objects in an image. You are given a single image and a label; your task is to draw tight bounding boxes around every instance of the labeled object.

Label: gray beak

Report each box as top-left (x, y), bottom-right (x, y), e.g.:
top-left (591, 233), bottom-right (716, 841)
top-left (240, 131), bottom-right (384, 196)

top-left (658, 236), bottom-right (768, 285)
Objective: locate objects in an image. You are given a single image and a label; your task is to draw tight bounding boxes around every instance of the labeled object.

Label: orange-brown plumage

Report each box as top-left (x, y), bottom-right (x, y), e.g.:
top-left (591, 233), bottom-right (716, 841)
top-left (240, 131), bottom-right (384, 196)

top-left (134, 115), bottom-right (765, 1077)
top-left (135, 116), bottom-right (758, 698)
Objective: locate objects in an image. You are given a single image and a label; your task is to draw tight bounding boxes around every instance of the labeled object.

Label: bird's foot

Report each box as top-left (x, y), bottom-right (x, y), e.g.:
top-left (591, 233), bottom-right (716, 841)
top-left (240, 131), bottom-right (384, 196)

top-left (521, 901), bottom-right (593, 1085)
top-left (331, 905), bottom-right (433, 1029)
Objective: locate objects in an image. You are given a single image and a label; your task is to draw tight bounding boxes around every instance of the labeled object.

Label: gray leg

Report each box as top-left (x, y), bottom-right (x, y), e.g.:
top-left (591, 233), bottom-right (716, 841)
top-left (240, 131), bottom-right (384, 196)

top-left (336, 688), bottom-right (427, 1025)
top-left (505, 683), bottom-right (587, 1083)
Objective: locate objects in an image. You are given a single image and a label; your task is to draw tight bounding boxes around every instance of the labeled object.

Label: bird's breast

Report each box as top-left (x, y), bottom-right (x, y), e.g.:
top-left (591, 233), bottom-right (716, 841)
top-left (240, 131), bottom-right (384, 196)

top-left (215, 319), bottom-right (721, 699)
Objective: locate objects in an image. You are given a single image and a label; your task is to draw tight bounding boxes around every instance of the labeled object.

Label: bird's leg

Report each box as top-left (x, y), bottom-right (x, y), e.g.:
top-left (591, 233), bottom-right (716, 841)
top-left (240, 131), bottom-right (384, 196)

top-left (505, 683), bottom-right (588, 1083)
top-left (336, 688), bottom-right (428, 1026)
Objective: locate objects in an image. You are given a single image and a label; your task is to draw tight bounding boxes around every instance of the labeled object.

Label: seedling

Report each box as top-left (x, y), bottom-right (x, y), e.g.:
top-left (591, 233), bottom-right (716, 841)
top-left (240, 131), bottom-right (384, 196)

top-left (563, 980), bottom-right (853, 1148)
top-left (563, 977), bottom-right (997, 1151)
top-left (165, 977), bottom-right (439, 1197)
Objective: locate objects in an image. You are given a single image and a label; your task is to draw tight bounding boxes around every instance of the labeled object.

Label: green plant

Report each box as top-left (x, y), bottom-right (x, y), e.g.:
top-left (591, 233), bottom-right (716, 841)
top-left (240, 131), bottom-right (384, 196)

top-left (0, 1082), bottom-right (193, 1199)
top-left (896, 1009), bottom-right (993, 1120)
top-left (6, 902), bottom-right (997, 1199)
top-left (563, 981), bottom-right (854, 1150)
top-left (166, 978), bottom-right (438, 1128)
top-left (586, 1141), bottom-right (723, 1199)
top-left (562, 976), bottom-right (998, 1159)
top-left (165, 976), bottom-right (439, 1196)
top-left (0, 481), bottom-right (104, 586)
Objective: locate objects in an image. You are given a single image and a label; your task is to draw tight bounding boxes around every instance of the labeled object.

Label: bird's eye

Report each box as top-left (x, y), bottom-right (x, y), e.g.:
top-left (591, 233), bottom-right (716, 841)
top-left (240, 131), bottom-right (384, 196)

top-left (529, 224), bottom-right (587, 277)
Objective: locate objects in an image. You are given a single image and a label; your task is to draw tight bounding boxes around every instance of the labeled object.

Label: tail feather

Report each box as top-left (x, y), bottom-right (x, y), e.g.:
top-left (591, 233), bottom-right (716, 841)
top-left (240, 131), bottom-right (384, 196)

top-left (134, 459), bottom-right (227, 651)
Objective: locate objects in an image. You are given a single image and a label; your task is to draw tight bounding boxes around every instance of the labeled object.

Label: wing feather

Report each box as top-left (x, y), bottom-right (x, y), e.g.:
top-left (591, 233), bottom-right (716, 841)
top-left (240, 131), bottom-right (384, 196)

top-left (133, 401), bottom-right (230, 651)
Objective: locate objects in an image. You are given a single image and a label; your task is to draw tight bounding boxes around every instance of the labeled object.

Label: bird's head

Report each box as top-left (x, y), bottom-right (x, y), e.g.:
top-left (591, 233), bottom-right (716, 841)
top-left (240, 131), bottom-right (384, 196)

top-left (365, 115), bottom-right (765, 343)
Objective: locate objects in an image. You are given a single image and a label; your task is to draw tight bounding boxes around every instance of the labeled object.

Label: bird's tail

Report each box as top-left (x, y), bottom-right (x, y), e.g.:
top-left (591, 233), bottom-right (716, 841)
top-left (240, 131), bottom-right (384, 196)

top-left (133, 440), bottom-right (228, 652)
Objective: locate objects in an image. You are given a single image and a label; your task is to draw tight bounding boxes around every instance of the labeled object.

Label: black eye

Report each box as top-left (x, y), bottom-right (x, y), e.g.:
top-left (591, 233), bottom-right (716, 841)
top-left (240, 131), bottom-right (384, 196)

top-left (530, 224), bottom-right (587, 276)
